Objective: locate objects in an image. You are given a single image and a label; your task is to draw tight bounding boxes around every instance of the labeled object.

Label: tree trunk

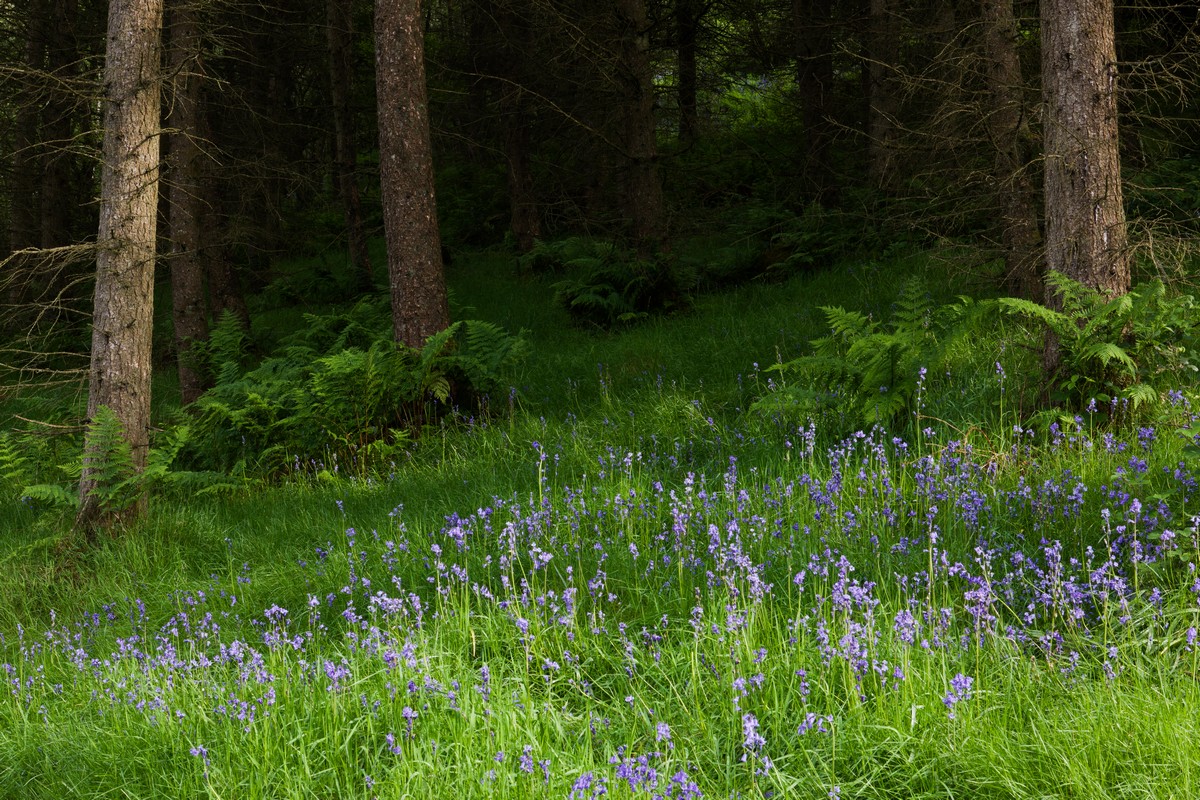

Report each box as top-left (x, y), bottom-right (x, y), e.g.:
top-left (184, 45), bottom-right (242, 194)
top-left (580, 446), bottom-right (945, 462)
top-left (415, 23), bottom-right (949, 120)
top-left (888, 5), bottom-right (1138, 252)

top-left (981, 0), bottom-right (1041, 298)
top-left (10, 0), bottom-right (47, 255)
top-left (375, 0), bottom-right (450, 348)
top-left (166, 0), bottom-right (209, 406)
top-left (492, 0), bottom-right (540, 253)
top-left (795, 0), bottom-right (837, 204)
top-left (503, 93), bottom-right (541, 253)
top-left (78, 0), bottom-right (164, 531)
top-left (614, 0), bottom-right (665, 255)
top-left (40, 0), bottom-right (79, 250)
top-left (1041, 0), bottom-right (1129, 301)
top-left (327, 0), bottom-right (373, 289)
top-left (4, 0), bottom-right (48, 327)
top-left (866, 0), bottom-right (899, 189)
top-left (676, 0), bottom-right (699, 144)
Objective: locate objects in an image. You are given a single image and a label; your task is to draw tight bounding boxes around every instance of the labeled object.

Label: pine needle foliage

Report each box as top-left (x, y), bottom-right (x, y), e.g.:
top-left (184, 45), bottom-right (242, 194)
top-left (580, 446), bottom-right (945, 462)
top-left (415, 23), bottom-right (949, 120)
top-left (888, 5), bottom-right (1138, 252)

top-left (1000, 273), bottom-right (1200, 412)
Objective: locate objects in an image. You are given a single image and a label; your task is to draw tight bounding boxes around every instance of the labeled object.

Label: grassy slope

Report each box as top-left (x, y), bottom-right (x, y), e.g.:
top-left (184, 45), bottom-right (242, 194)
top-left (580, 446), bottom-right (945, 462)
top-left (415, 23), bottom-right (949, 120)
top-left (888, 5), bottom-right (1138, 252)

top-left (1, 248), bottom-right (1198, 799)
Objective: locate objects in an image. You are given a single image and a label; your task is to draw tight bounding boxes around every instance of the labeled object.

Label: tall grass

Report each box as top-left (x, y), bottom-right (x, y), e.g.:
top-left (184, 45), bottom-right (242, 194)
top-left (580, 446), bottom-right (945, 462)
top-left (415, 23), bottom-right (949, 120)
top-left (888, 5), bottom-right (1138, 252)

top-left (2, 248), bottom-right (1198, 798)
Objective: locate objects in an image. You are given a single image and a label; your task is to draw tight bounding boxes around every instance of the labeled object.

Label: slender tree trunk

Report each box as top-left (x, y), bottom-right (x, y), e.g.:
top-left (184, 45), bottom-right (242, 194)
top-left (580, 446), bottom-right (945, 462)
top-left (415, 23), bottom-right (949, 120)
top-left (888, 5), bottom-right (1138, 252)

top-left (5, 0), bottom-right (47, 327)
top-left (676, 0), bottom-right (699, 144)
top-left (39, 0), bottom-right (78, 250)
top-left (375, 0), bottom-right (449, 348)
top-left (166, 0), bottom-right (209, 405)
top-left (614, 0), bottom-right (665, 255)
top-left (502, 93), bottom-right (540, 253)
top-left (982, 0), bottom-right (1041, 298)
top-left (795, 0), bottom-right (837, 204)
top-left (10, 0), bottom-right (46, 254)
top-left (1041, 0), bottom-right (1129, 301)
top-left (78, 0), bottom-right (164, 531)
top-left (866, 0), bottom-right (899, 189)
top-left (491, 0), bottom-right (540, 253)
top-left (326, 0), bottom-right (373, 289)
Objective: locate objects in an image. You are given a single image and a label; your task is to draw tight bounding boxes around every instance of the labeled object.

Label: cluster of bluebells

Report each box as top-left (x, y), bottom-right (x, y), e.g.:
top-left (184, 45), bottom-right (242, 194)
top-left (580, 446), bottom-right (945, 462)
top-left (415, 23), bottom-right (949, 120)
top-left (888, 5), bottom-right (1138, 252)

top-left (3, 411), bottom-right (1200, 795)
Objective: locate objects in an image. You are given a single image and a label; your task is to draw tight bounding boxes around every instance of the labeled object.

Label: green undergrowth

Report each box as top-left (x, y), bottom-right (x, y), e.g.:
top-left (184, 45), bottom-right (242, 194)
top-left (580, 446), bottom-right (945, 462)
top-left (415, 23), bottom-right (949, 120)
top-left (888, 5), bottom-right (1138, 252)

top-left (3, 244), bottom-right (1200, 799)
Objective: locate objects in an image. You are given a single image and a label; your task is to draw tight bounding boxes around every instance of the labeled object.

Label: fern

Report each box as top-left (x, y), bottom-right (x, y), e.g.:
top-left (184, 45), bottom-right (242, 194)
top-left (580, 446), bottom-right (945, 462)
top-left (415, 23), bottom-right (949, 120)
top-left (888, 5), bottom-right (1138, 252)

top-left (754, 278), bottom-right (990, 431)
top-left (185, 309), bottom-right (527, 479)
top-left (80, 405), bottom-right (140, 512)
top-left (999, 273), bottom-right (1199, 412)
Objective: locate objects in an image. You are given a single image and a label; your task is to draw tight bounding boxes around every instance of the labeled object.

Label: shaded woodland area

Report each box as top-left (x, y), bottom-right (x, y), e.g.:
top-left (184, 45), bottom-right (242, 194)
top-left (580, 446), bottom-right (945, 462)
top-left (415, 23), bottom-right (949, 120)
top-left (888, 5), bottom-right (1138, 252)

top-left (0, 0), bottom-right (1198, 528)
top-left (6, 6), bottom-right (1200, 797)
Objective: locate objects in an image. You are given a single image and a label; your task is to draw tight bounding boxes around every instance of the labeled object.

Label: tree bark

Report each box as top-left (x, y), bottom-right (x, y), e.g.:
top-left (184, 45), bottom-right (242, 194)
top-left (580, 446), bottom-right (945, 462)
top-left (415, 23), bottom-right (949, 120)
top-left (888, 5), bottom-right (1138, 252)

top-left (614, 0), bottom-right (665, 255)
top-left (4, 0), bottom-right (48, 327)
top-left (676, 0), bottom-right (700, 144)
top-left (39, 0), bottom-right (79, 250)
top-left (795, 0), bottom-right (837, 204)
top-left (327, 0), bottom-right (373, 289)
top-left (981, 0), bottom-right (1041, 298)
top-left (9, 0), bottom-right (47, 255)
top-left (166, 0), bottom-right (209, 406)
top-left (492, 0), bottom-right (541, 253)
top-left (866, 0), bottom-right (899, 190)
top-left (78, 0), bottom-right (164, 531)
top-left (375, 0), bottom-right (450, 348)
top-left (1041, 0), bottom-right (1129, 301)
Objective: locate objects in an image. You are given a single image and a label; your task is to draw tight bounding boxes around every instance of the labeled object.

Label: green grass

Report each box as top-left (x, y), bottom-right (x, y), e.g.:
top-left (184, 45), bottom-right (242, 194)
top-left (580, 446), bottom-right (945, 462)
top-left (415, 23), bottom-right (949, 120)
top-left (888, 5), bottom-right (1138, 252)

top-left (2, 244), bottom-right (1199, 799)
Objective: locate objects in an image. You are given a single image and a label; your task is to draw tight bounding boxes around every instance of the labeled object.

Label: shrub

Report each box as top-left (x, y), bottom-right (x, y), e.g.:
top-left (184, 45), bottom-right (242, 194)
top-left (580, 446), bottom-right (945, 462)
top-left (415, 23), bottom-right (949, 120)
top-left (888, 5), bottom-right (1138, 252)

top-left (521, 238), bottom-right (691, 329)
top-left (999, 273), bottom-right (1200, 413)
top-left (185, 305), bottom-right (527, 477)
top-left (752, 279), bottom-right (992, 432)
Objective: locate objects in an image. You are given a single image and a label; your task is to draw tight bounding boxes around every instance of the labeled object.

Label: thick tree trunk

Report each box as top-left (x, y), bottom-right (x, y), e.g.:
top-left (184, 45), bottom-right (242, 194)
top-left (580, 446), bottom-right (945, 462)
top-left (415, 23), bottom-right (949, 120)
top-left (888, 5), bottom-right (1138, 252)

top-left (982, 0), bottom-right (1041, 298)
top-left (326, 0), bottom-right (373, 289)
top-left (795, 0), bottom-right (837, 204)
top-left (375, 0), bottom-right (450, 348)
top-left (166, 0), bottom-right (209, 406)
top-left (614, 0), bottom-right (665, 255)
top-left (1041, 0), bottom-right (1129, 300)
top-left (78, 0), bottom-right (164, 531)
top-left (866, 0), bottom-right (899, 190)
top-left (676, 0), bottom-right (699, 144)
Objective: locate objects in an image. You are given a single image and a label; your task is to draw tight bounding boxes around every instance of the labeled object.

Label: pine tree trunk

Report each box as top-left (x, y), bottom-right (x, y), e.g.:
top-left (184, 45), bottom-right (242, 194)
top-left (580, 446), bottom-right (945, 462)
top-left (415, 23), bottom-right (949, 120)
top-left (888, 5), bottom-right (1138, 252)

top-left (676, 0), bottom-right (699, 144)
top-left (39, 0), bottom-right (78, 250)
top-left (614, 0), bottom-right (665, 255)
top-left (78, 0), bottom-right (164, 531)
top-left (795, 0), bottom-right (837, 204)
top-left (982, 0), bottom-right (1041, 298)
top-left (5, 0), bottom-right (48, 326)
top-left (375, 0), bottom-right (450, 348)
top-left (166, 0), bottom-right (209, 406)
top-left (493, 0), bottom-right (540, 253)
top-left (1041, 0), bottom-right (1129, 300)
top-left (866, 0), bottom-right (899, 190)
top-left (327, 0), bottom-right (373, 289)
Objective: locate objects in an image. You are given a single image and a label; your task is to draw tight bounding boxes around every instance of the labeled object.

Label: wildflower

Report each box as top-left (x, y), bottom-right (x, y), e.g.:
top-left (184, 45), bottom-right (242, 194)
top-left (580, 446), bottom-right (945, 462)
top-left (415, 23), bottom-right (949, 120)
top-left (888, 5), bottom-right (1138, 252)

top-left (943, 673), bottom-right (974, 720)
top-left (742, 712), bottom-right (766, 757)
top-left (656, 721), bottom-right (673, 749)
top-left (519, 745), bottom-right (534, 774)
